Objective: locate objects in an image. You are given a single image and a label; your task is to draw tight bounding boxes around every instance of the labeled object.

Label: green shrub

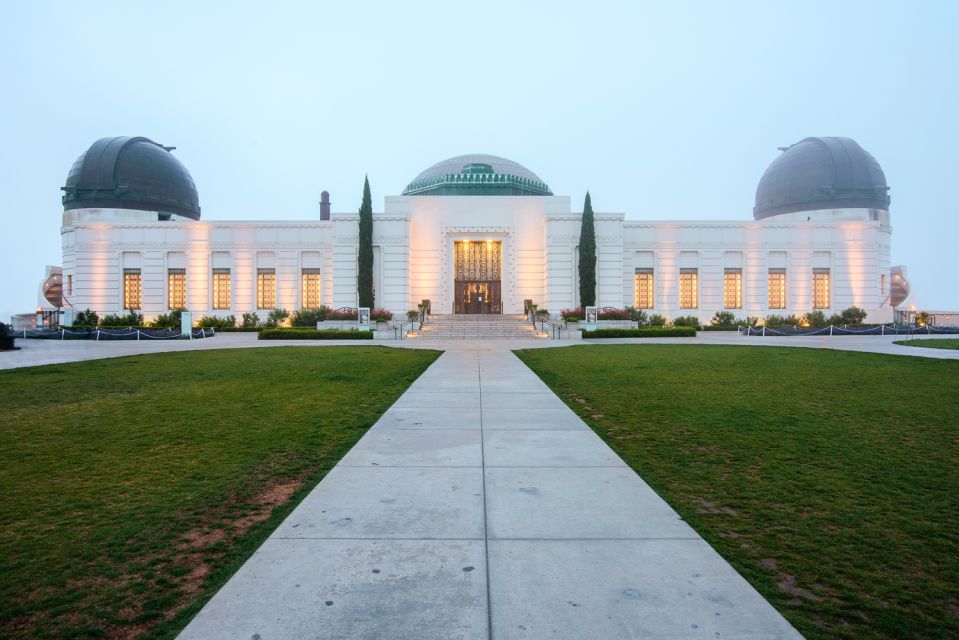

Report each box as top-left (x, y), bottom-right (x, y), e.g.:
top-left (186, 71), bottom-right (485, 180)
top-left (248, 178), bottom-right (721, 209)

top-left (75, 308), bottom-right (99, 326)
top-left (763, 314), bottom-right (802, 327)
top-left (100, 312), bottom-right (144, 327)
top-left (266, 308), bottom-right (289, 327)
top-left (535, 308), bottom-right (550, 319)
top-left (710, 310), bottom-right (737, 326)
top-left (241, 312), bottom-right (260, 328)
top-left (407, 310), bottom-right (420, 320)
top-left (581, 327), bottom-right (696, 338)
top-left (257, 328), bottom-right (373, 340)
top-left (830, 306), bottom-right (868, 325)
top-left (150, 309), bottom-right (186, 330)
top-left (291, 307), bottom-right (329, 326)
top-left (625, 306), bottom-right (648, 324)
top-left (197, 315), bottom-right (236, 329)
top-left (803, 310), bottom-right (828, 327)
top-left (672, 315), bottom-right (702, 330)
top-left (647, 314), bottom-right (667, 327)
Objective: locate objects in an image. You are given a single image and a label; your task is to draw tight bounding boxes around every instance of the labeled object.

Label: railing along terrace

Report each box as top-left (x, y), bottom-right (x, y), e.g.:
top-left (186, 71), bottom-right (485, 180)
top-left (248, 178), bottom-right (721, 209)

top-left (18, 327), bottom-right (216, 340)
top-left (739, 323), bottom-right (959, 337)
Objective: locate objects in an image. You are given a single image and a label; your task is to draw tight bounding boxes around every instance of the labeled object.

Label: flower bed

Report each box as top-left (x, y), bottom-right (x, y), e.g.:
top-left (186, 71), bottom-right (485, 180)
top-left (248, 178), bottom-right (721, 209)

top-left (581, 327), bottom-right (696, 338)
top-left (258, 328), bottom-right (373, 340)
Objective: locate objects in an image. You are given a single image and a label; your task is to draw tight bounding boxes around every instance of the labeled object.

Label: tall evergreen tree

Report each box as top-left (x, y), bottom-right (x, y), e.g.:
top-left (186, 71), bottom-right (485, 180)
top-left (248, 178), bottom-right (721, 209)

top-left (578, 191), bottom-right (596, 306)
top-left (357, 176), bottom-right (374, 308)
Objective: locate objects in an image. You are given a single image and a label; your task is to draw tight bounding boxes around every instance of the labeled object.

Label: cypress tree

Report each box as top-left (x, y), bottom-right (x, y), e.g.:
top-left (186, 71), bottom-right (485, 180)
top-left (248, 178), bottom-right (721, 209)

top-left (578, 191), bottom-right (597, 306)
top-left (357, 176), bottom-right (374, 308)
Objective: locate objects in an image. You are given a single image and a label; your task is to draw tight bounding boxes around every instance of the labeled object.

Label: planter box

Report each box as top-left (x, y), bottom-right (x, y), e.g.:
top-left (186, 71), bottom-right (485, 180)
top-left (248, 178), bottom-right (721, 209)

top-left (597, 320), bottom-right (635, 329)
top-left (373, 330), bottom-right (396, 340)
top-left (316, 320), bottom-right (357, 330)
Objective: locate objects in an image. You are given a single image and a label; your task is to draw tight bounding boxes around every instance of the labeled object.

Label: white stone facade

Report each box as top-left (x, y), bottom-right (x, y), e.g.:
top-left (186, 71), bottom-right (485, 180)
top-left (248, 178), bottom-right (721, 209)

top-left (59, 198), bottom-right (894, 324)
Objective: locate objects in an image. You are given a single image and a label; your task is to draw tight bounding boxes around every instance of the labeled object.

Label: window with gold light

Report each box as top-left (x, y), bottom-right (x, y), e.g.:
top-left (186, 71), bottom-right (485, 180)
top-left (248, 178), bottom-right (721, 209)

top-left (123, 269), bottom-right (141, 310)
top-left (257, 269), bottom-right (276, 309)
top-left (302, 269), bottom-right (321, 308)
top-left (767, 269), bottom-right (786, 309)
top-left (168, 269), bottom-right (186, 309)
top-left (634, 269), bottom-right (654, 309)
top-left (679, 269), bottom-right (698, 309)
top-left (212, 269), bottom-right (231, 310)
top-left (723, 268), bottom-right (742, 309)
top-left (454, 240), bottom-right (501, 280)
top-left (813, 269), bottom-right (830, 309)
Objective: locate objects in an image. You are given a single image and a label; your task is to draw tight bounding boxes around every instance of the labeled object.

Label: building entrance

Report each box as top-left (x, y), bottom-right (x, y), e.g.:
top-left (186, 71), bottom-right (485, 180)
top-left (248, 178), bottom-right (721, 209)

top-left (453, 240), bottom-right (502, 314)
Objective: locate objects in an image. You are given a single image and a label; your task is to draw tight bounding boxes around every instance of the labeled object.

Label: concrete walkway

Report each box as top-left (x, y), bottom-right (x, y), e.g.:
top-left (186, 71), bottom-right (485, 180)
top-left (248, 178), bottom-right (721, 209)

top-left (178, 348), bottom-right (802, 639)
top-left (2, 331), bottom-right (958, 372)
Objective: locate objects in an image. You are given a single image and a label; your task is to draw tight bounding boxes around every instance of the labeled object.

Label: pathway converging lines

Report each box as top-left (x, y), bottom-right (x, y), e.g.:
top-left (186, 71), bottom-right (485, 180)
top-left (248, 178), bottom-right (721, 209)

top-left (178, 349), bottom-right (803, 640)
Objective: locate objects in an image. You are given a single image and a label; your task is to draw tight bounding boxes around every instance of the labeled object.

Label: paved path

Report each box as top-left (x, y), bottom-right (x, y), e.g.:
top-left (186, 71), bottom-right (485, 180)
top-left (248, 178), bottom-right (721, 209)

top-left (178, 348), bottom-right (802, 639)
top-left (2, 331), bottom-right (958, 372)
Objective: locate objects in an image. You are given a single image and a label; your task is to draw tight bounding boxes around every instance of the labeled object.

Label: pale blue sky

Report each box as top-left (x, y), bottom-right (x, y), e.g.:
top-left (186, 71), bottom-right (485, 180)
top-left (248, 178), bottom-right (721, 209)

top-left (2, 0), bottom-right (957, 319)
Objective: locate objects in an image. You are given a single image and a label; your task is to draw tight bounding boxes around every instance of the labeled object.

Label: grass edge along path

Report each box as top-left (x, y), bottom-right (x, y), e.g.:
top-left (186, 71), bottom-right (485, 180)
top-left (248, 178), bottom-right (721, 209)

top-left (893, 338), bottom-right (959, 350)
top-left (0, 346), bottom-right (440, 640)
top-left (514, 344), bottom-right (959, 640)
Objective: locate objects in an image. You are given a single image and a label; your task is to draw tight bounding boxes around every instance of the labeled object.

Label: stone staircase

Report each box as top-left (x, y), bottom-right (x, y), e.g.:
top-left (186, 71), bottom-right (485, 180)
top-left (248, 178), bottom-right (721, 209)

top-left (407, 314), bottom-right (548, 340)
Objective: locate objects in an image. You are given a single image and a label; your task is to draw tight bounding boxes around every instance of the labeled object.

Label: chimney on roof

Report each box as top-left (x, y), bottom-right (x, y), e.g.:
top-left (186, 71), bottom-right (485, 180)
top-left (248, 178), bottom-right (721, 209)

top-left (320, 191), bottom-right (330, 220)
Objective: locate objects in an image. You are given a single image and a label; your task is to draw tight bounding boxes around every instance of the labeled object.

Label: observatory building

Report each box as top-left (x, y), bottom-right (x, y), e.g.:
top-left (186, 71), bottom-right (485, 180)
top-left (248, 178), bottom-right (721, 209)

top-left (44, 136), bottom-right (904, 324)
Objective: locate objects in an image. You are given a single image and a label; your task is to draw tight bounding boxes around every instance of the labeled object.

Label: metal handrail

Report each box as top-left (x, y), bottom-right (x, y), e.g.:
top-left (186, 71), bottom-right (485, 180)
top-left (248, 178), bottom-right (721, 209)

top-left (394, 319), bottom-right (417, 340)
top-left (535, 317), bottom-right (564, 339)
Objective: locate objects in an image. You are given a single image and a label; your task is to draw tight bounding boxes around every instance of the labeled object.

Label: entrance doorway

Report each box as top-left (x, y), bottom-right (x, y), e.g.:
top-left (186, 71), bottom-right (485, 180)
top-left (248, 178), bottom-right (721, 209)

top-left (453, 240), bottom-right (502, 314)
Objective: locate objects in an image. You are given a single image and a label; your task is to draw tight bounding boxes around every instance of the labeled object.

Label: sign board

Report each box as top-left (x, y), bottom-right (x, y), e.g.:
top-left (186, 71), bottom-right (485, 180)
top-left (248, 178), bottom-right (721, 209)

top-left (584, 306), bottom-right (598, 329)
top-left (358, 307), bottom-right (371, 330)
top-left (180, 311), bottom-right (193, 337)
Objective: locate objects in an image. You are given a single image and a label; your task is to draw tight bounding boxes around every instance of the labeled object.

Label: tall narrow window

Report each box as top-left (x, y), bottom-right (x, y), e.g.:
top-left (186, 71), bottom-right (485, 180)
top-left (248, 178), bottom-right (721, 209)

top-left (212, 269), bottom-right (231, 310)
top-left (257, 269), bottom-right (276, 309)
top-left (679, 268), bottom-right (698, 309)
top-left (634, 269), bottom-right (654, 309)
top-left (813, 269), bottom-right (830, 309)
top-left (881, 273), bottom-right (887, 296)
top-left (723, 268), bottom-right (742, 309)
top-left (768, 269), bottom-right (786, 309)
top-left (123, 269), bottom-right (141, 310)
top-left (302, 269), bottom-right (322, 308)
top-left (168, 269), bottom-right (186, 309)
top-left (66, 274), bottom-right (73, 297)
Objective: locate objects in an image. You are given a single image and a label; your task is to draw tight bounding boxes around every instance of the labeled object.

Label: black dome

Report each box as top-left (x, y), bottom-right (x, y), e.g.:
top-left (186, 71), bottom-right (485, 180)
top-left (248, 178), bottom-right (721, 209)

top-left (62, 136), bottom-right (201, 219)
top-left (754, 137), bottom-right (889, 220)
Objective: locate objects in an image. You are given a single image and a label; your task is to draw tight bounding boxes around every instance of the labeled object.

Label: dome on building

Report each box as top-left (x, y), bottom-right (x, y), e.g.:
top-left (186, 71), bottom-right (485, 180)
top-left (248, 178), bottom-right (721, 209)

top-left (753, 137), bottom-right (889, 220)
top-left (61, 136), bottom-right (201, 219)
top-left (403, 154), bottom-right (552, 196)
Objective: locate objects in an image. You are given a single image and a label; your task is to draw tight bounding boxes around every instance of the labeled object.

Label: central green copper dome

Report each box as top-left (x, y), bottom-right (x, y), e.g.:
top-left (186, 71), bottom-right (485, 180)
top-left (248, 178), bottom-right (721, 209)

top-left (403, 154), bottom-right (552, 196)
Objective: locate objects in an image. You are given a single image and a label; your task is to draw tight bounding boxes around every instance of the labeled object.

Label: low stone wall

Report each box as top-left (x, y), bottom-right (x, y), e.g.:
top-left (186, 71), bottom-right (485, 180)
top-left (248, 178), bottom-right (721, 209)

top-left (596, 320), bottom-right (635, 329)
top-left (316, 320), bottom-right (359, 330)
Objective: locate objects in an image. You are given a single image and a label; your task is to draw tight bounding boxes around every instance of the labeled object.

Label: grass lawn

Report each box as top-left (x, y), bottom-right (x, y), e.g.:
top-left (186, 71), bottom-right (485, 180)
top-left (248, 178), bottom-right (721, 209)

top-left (515, 344), bottom-right (959, 640)
top-left (0, 346), bottom-right (439, 639)
top-left (893, 338), bottom-right (959, 350)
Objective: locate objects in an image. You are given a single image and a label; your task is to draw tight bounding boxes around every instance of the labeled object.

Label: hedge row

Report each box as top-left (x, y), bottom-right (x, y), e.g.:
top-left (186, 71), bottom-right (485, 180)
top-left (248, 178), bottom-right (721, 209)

top-left (581, 327), bottom-right (697, 338)
top-left (257, 329), bottom-right (373, 340)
